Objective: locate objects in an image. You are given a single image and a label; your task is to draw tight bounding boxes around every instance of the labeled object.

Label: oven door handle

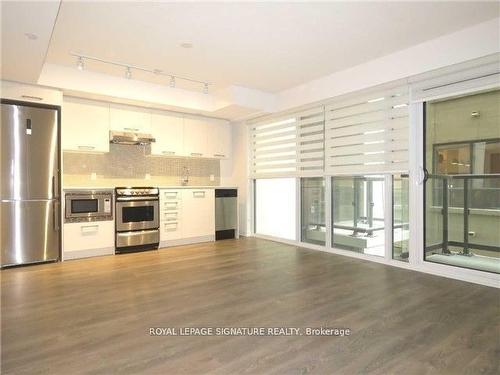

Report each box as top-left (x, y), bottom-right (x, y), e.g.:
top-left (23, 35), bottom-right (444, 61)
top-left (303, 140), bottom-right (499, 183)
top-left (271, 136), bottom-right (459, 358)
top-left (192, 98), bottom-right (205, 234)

top-left (116, 196), bottom-right (159, 202)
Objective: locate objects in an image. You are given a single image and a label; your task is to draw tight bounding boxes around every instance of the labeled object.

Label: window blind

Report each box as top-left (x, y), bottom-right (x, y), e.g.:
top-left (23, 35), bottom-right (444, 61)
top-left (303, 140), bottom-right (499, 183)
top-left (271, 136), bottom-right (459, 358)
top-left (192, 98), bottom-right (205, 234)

top-left (324, 85), bottom-right (409, 174)
top-left (249, 107), bottom-right (324, 177)
top-left (296, 106), bottom-right (324, 174)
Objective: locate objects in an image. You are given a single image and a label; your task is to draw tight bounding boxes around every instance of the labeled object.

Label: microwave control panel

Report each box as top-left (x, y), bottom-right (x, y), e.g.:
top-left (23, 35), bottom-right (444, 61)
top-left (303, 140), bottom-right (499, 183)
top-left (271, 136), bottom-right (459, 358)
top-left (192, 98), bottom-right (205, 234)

top-left (104, 198), bottom-right (111, 213)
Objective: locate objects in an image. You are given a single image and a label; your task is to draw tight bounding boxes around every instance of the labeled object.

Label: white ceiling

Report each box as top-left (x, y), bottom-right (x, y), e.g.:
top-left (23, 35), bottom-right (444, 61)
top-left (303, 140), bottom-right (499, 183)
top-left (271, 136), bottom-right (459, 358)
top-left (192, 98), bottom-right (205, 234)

top-left (44, 1), bottom-right (499, 93)
top-left (0, 1), bottom-right (60, 82)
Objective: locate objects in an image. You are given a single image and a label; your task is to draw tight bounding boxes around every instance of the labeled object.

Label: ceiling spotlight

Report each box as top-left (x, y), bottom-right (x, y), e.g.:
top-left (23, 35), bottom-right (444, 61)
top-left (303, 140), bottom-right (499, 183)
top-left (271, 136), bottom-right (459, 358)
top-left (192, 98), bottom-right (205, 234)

top-left (77, 56), bottom-right (84, 71)
top-left (169, 76), bottom-right (176, 88)
top-left (24, 33), bottom-right (38, 40)
top-left (203, 83), bottom-right (209, 95)
top-left (125, 67), bottom-right (132, 79)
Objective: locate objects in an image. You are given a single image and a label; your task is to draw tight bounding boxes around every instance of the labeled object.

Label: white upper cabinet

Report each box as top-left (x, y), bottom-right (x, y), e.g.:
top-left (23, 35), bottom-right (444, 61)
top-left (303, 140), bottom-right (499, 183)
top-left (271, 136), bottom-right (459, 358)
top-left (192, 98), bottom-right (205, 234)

top-left (1, 80), bottom-right (63, 106)
top-left (208, 120), bottom-right (231, 159)
top-left (150, 111), bottom-right (184, 156)
top-left (109, 103), bottom-right (151, 133)
top-left (61, 97), bottom-right (230, 159)
top-left (62, 97), bottom-right (110, 153)
top-left (183, 117), bottom-right (209, 157)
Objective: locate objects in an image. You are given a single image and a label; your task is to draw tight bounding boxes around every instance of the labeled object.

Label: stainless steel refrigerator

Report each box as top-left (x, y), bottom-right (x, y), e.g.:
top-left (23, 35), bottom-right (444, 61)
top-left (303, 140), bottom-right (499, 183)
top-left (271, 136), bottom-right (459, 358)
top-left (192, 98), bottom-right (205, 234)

top-left (1, 101), bottom-right (60, 267)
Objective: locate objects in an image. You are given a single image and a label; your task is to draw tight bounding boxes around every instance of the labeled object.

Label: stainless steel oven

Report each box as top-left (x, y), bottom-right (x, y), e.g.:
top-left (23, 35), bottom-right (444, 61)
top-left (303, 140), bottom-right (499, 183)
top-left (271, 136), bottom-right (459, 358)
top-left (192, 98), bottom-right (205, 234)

top-left (65, 190), bottom-right (113, 223)
top-left (115, 187), bottom-right (159, 253)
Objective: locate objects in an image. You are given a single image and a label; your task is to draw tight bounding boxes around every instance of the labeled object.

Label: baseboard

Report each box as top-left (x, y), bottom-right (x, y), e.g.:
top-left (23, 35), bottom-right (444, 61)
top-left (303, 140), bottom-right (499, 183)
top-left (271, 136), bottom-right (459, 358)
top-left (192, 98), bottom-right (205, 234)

top-left (63, 247), bottom-right (115, 261)
top-left (160, 235), bottom-right (215, 248)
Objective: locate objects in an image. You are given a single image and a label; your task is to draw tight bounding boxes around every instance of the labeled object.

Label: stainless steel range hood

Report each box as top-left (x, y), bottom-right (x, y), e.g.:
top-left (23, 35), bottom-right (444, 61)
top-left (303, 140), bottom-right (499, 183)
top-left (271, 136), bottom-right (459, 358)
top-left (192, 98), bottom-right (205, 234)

top-left (109, 130), bottom-right (156, 145)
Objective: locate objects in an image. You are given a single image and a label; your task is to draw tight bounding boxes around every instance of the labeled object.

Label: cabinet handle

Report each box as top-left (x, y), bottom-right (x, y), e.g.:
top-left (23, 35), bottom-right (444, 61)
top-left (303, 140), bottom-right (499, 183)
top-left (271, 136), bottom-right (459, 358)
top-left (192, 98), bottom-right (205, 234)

top-left (164, 222), bottom-right (178, 231)
top-left (81, 225), bottom-right (98, 233)
top-left (77, 145), bottom-right (96, 150)
top-left (190, 152), bottom-right (203, 157)
top-left (21, 95), bottom-right (43, 101)
top-left (124, 127), bottom-right (139, 132)
top-left (213, 154), bottom-right (225, 158)
top-left (193, 191), bottom-right (205, 198)
top-left (162, 151), bottom-right (175, 155)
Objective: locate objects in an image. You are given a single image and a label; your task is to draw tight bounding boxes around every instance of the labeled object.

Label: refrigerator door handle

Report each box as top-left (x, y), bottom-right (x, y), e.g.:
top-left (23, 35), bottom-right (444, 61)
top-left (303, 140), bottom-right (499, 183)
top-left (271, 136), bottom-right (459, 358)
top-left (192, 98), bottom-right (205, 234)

top-left (53, 200), bottom-right (60, 231)
top-left (52, 175), bottom-right (59, 199)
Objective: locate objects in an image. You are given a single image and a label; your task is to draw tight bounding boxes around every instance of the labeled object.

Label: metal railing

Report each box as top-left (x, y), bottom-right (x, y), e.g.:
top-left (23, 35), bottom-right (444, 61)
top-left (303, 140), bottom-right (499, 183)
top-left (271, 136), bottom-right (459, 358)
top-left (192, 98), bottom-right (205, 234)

top-left (428, 174), bottom-right (500, 255)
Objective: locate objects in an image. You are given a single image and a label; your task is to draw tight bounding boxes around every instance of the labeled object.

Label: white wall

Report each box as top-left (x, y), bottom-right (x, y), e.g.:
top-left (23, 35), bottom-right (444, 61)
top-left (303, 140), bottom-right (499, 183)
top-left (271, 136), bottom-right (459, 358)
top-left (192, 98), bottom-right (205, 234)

top-left (276, 17), bottom-right (500, 112)
top-left (220, 121), bottom-right (250, 235)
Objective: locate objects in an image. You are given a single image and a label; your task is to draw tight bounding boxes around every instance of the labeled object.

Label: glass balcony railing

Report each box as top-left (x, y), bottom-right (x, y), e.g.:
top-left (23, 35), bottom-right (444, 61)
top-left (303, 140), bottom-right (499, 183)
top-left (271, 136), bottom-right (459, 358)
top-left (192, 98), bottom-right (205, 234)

top-left (425, 174), bottom-right (500, 274)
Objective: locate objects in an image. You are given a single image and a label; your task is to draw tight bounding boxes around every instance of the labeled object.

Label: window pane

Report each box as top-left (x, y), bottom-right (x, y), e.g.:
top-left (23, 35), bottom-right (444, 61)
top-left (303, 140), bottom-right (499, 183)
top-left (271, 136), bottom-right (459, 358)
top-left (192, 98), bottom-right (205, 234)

top-left (301, 177), bottom-right (325, 245)
top-left (393, 175), bottom-right (409, 262)
top-left (435, 144), bottom-right (471, 175)
top-left (255, 178), bottom-right (296, 240)
top-left (332, 176), bottom-right (385, 257)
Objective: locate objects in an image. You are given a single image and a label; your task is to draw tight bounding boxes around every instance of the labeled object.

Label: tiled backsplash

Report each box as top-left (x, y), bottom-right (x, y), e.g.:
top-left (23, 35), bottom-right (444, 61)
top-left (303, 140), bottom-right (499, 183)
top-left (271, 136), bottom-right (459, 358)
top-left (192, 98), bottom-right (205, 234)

top-left (63, 144), bottom-right (220, 187)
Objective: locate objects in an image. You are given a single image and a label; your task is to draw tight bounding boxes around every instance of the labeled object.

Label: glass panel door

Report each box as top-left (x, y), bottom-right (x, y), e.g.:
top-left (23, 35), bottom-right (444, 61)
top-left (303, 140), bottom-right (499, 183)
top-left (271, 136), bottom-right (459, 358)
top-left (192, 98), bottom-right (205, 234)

top-left (301, 177), bottom-right (325, 245)
top-left (424, 89), bottom-right (500, 274)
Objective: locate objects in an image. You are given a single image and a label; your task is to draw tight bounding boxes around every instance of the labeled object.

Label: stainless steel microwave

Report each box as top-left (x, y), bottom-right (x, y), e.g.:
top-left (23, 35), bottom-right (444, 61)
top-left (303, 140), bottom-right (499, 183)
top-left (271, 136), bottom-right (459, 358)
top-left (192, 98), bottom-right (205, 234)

top-left (65, 190), bottom-right (113, 222)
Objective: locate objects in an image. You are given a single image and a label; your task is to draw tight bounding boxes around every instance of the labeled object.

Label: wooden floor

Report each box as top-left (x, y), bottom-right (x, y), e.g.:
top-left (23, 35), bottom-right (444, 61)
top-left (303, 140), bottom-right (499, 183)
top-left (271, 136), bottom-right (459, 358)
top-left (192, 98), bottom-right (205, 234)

top-left (1, 238), bottom-right (499, 374)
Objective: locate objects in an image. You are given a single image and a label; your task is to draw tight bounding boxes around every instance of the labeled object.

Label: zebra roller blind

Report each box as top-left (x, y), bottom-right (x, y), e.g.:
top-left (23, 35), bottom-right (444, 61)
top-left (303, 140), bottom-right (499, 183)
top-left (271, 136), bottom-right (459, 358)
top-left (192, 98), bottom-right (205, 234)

top-left (325, 85), bottom-right (410, 174)
top-left (249, 107), bottom-right (324, 177)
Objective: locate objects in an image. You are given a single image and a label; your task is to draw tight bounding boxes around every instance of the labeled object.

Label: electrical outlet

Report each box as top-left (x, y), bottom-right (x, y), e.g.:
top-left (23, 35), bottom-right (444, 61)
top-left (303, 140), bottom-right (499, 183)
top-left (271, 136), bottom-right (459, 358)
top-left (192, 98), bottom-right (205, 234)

top-left (210, 174), bottom-right (215, 181)
top-left (90, 172), bottom-right (97, 180)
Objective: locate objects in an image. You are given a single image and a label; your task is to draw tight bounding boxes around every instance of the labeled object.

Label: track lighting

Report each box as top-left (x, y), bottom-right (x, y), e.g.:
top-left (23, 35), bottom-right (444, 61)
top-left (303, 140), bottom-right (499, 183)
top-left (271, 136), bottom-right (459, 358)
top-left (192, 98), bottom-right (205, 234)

top-left (70, 52), bottom-right (212, 94)
top-left (77, 56), bottom-right (84, 71)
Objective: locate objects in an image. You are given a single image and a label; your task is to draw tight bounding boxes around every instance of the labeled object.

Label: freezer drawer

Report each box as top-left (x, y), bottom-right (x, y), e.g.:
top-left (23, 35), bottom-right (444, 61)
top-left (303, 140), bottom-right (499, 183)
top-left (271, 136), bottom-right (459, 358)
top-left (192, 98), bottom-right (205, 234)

top-left (1, 200), bottom-right (60, 266)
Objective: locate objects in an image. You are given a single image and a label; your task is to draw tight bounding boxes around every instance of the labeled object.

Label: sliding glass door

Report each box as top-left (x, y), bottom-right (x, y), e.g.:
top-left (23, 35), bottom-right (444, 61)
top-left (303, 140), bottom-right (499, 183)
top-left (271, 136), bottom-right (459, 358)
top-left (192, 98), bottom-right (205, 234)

top-left (424, 89), bottom-right (500, 274)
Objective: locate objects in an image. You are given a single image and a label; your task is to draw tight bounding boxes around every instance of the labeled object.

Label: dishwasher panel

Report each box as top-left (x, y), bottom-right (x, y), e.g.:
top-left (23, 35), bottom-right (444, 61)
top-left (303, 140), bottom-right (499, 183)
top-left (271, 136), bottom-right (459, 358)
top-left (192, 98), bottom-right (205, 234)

top-left (215, 189), bottom-right (237, 240)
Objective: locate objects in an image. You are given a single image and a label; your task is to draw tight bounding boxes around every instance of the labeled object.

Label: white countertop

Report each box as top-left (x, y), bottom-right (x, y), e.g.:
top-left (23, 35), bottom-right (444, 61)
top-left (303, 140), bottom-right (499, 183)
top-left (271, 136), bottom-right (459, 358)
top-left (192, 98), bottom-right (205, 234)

top-left (64, 186), bottom-right (238, 190)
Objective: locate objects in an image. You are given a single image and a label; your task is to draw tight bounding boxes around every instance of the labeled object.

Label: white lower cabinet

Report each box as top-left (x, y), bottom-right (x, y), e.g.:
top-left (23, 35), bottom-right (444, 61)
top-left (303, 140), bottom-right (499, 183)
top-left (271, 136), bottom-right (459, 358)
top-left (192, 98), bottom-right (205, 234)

top-left (63, 221), bottom-right (115, 260)
top-left (182, 189), bottom-right (215, 238)
top-left (160, 189), bottom-right (183, 242)
top-left (159, 188), bottom-right (215, 246)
